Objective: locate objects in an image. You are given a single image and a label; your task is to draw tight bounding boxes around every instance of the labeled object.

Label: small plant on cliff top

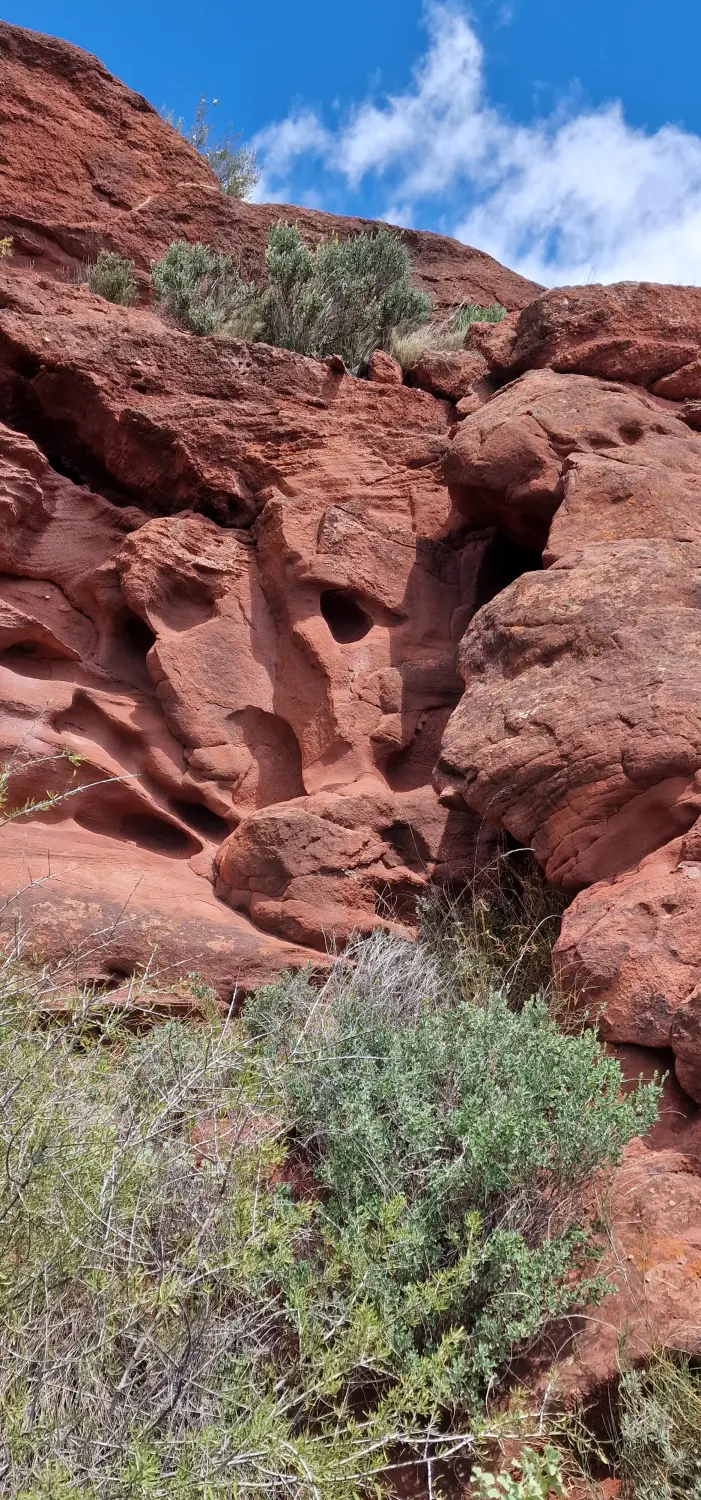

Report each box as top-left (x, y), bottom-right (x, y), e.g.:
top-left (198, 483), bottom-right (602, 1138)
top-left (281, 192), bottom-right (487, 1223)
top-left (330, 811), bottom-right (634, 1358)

top-left (163, 95), bottom-right (259, 198)
top-left (0, 921), bottom-right (658, 1498)
top-left (0, 237), bottom-right (12, 260)
top-left (86, 249), bottom-right (138, 305)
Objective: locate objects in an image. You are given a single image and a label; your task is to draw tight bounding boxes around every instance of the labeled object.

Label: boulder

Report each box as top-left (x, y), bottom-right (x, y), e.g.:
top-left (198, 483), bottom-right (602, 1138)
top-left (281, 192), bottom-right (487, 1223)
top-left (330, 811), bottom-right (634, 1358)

top-left (407, 348), bottom-right (488, 403)
top-left (366, 349), bottom-right (403, 385)
top-left (556, 1143), bottom-right (701, 1402)
top-left (444, 367), bottom-right (701, 551)
top-left (215, 782), bottom-right (489, 949)
top-left (482, 282), bottom-right (701, 390)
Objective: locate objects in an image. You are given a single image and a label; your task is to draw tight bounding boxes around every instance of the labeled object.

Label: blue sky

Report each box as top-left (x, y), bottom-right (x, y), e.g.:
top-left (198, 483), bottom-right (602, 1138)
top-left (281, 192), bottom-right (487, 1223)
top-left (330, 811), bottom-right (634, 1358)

top-left (5, 1), bottom-right (701, 284)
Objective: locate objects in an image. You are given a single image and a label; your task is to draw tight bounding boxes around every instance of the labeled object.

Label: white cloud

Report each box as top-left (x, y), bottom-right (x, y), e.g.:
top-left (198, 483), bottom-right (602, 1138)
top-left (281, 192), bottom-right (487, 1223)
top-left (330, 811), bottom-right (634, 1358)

top-left (250, 110), bottom-right (332, 203)
top-left (251, 3), bottom-right (701, 285)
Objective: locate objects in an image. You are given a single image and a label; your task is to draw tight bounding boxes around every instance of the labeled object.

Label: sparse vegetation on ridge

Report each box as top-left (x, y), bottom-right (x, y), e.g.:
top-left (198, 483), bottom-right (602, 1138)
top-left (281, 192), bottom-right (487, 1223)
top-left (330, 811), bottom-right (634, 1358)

top-left (150, 238), bottom-right (259, 337)
top-left (151, 223), bottom-right (431, 368)
top-left (390, 299), bottom-right (507, 369)
top-left (256, 221), bottom-right (431, 369)
top-left (149, 223), bottom-right (507, 373)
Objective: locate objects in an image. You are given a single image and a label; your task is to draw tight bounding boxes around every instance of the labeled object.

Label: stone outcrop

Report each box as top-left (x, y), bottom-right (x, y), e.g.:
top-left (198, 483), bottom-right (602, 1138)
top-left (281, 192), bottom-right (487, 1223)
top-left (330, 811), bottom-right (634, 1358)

top-left (0, 260), bottom-right (505, 992)
top-left (437, 361), bottom-right (701, 1102)
top-left (434, 291), bottom-right (701, 1382)
top-left (6, 15), bottom-right (701, 1399)
top-left (0, 19), bottom-right (547, 999)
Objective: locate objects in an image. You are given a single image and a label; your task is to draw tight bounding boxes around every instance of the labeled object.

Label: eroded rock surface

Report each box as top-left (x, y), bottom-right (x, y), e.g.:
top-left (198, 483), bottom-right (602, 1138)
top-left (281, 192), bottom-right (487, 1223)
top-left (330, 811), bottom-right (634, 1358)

top-left (0, 260), bottom-right (505, 991)
top-left (4, 10), bottom-right (701, 1409)
top-left (0, 20), bottom-right (541, 312)
top-left (435, 278), bottom-right (701, 1374)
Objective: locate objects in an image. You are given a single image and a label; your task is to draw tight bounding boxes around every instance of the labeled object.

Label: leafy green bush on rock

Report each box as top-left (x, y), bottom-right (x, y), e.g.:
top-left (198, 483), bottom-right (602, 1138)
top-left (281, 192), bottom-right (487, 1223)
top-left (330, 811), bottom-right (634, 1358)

top-left (257, 221), bottom-right (431, 370)
top-left (151, 224), bottom-right (431, 368)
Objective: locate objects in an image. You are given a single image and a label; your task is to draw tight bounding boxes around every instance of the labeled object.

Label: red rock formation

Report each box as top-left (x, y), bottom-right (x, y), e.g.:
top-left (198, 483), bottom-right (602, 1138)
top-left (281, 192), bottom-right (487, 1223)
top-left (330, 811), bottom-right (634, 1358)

top-left (435, 292), bottom-right (701, 1379)
top-left (0, 252), bottom-right (503, 991)
top-left (0, 18), bottom-right (539, 995)
top-left (4, 10), bottom-right (701, 1414)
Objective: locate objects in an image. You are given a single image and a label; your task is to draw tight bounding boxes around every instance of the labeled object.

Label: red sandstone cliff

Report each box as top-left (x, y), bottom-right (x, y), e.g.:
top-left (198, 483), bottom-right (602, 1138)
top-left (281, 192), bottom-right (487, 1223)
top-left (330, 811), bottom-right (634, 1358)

top-left (3, 19), bottom-right (701, 1393)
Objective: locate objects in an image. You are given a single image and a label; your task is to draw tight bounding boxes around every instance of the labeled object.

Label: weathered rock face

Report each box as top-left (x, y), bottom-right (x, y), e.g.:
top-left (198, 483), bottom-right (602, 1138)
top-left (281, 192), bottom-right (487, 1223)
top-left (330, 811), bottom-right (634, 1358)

top-left (0, 17), bottom-right (549, 996)
top-left (471, 281), bottom-right (701, 391)
top-left (0, 258), bottom-right (505, 990)
top-left (4, 12), bottom-right (701, 1409)
top-left (434, 283), bottom-right (701, 1377)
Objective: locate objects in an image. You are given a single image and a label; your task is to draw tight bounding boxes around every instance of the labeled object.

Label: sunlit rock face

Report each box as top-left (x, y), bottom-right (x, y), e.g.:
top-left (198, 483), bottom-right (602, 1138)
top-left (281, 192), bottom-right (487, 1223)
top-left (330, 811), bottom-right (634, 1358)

top-left (0, 18), bottom-right (548, 989)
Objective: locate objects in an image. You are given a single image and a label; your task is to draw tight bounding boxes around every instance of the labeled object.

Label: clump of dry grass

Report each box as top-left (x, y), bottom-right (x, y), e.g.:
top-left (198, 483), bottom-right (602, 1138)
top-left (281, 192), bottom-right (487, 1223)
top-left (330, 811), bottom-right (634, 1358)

top-left (419, 844), bottom-right (569, 1012)
top-left (389, 300), bottom-right (506, 370)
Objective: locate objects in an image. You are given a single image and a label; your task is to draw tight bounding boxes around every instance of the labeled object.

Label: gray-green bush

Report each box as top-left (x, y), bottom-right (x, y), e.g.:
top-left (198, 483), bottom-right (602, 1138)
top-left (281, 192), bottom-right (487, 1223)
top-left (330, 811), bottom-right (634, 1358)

top-left (164, 96), bottom-right (259, 199)
top-left (151, 224), bottom-right (431, 366)
top-left (617, 1355), bottom-right (701, 1498)
top-left (150, 239), bottom-right (258, 336)
top-left (86, 250), bottom-right (138, 306)
top-left (0, 924), bottom-right (658, 1497)
top-left (257, 221), bottom-right (431, 370)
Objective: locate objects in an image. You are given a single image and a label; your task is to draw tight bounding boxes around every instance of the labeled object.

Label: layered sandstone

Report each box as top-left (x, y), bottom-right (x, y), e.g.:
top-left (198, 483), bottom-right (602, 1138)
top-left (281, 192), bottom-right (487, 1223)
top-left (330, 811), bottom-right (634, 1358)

top-left (5, 14), bottom-right (701, 1392)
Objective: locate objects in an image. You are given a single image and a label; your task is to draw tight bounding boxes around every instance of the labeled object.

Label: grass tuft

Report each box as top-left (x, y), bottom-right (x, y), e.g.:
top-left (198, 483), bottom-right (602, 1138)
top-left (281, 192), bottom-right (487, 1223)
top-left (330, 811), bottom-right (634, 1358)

top-left (617, 1353), bottom-right (701, 1498)
top-left (390, 300), bottom-right (506, 370)
top-left (84, 250), bottom-right (139, 306)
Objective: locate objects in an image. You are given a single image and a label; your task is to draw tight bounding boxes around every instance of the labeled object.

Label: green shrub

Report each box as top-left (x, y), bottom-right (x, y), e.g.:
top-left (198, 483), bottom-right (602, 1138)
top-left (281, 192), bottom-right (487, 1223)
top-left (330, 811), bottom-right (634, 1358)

top-left (150, 239), bottom-right (258, 336)
top-left (390, 299), bottom-right (507, 368)
top-left (454, 301), bottom-right (507, 329)
top-left (86, 250), bottom-right (138, 306)
top-left (472, 1444), bottom-right (567, 1497)
top-left (151, 224), bottom-right (430, 364)
top-left (0, 926), bottom-right (659, 1498)
top-left (617, 1355), bottom-right (701, 1498)
top-left (167, 95), bottom-right (259, 198)
top-left (247, 931), bottom-right (659, 1410)
top-left (258, 221), bottom-right (431, 370)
